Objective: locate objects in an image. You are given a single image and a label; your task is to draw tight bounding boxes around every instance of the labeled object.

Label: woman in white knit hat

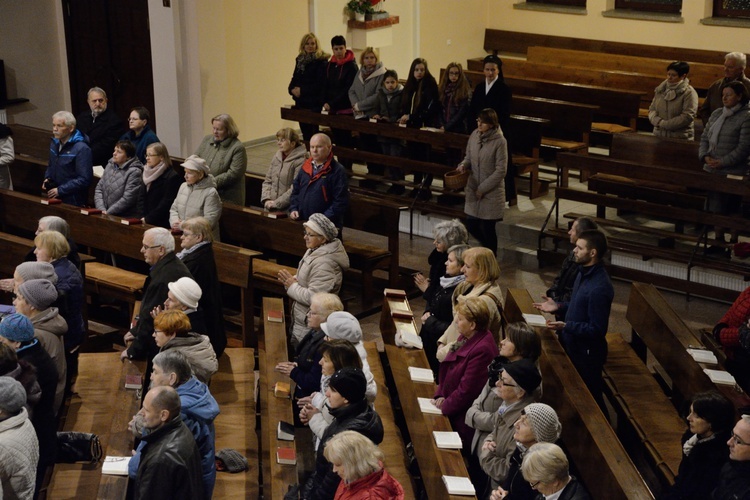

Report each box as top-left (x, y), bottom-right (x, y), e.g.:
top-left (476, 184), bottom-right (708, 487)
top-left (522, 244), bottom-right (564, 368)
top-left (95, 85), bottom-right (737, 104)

top-left (490, 403), bottom-right (562, 500)
top-left (169, 154), bottom-right (222, 241)
top-left (277, 213), bottom-right (350, 347)
top-left (150, 277), bottom-right (207, 337)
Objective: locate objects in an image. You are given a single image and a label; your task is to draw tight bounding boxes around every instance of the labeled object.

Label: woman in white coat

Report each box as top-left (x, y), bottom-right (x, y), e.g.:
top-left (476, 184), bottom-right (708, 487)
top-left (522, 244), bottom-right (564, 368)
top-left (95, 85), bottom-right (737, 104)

top-left (169, 155), bottom-right (222, 241)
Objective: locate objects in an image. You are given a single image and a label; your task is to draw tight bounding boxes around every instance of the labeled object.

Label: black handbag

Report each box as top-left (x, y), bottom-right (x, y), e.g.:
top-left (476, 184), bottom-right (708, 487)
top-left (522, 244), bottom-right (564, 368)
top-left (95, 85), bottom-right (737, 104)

top-left (56, 431), bottom-right (103, 463)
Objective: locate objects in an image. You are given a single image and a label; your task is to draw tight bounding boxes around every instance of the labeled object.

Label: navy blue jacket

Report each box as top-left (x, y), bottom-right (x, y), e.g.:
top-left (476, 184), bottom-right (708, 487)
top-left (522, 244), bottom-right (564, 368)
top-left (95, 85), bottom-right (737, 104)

top-left (52, 257), bottom-right (86, 349)
top-left (557, 262), bottom-right (613, 367)
top-left (45, 129), bottom-right (93, 206)
top-left (289, 154), bottom-right (349, 228)
top-left (120, 125), bottom-right (160, 164)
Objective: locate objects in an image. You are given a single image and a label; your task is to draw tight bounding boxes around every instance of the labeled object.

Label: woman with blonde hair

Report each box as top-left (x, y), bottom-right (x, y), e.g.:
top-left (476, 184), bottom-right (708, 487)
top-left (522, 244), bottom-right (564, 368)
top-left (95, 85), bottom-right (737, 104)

top-left (521, 443), bottom-right (590, 499)
top-left (289, 32), bottom-right (330, 141)
top-left (152, 309), bottom-right (217, 384)
top-left (324, 430), bottom-right (404, 499)
top-left (261, 128), bottom-right (307, 211)
top-left (194, 113), bottom-right (247, 205)
top-left (140, 142), bottom-right (181, 228)
top-left (436, 246), bottom-right (503, 362)
top-left (348, 47), bottom-right (387, 119)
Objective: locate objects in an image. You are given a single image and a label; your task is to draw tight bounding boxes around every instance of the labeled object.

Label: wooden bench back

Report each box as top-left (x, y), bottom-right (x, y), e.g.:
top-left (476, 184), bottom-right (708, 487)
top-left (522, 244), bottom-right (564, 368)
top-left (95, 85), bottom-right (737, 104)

top-left (527, 46), bottom-right (724, 92)
top-left (609, 133), bottom-right (701, 171)
top-left (513, 96), bottom-right (595, 142)
top-left (504, 288), bottom-right (654, 500)
top-left (481, 29), bottom-right (728, 65)
top-left (9, 123), bottom-right (50, 160)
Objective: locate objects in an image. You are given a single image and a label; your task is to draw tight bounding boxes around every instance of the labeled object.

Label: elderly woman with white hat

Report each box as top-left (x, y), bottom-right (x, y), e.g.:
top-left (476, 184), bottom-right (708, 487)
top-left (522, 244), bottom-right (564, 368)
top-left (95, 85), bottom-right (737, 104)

top-left (150, 277), bottom-right (207, 336)
top-left (277, 213), bottom-right (350, 347)
top-left (169, 154), bottom-right (222, 241)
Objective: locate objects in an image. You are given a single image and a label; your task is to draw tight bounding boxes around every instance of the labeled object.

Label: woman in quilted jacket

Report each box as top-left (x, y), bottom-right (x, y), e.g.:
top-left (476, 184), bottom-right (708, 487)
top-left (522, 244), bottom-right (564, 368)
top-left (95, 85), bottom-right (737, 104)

top-left (94, 140), bottom-right (143, 217)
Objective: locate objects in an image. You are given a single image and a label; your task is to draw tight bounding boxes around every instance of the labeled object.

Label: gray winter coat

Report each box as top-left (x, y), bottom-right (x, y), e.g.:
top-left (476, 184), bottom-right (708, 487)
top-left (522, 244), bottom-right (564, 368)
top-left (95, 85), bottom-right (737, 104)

top-left (461, 127), bottom-right (507, 220)
top-left (466, 382), bottom-right (502, 456)
top-left (31, 307), bottom-right (68, 416)
top-left (348, 62), bottom-right (387, 116)
top-left (648, 78), bottom-right (698, 140)
top-left (94, 156), bottom-right (143, 217)
top-left (261, 144), bottom-right (306, 210)
top-left (169, 175), bottom-right (223, 241)
top-left (160, 332), bottom-right (218, 385)
top-left (0, 407), bottom-right (39, 500)
top-left (194, 135), bottom-right (247, 206)
top-left (699, 103), bottom-right (750, 176)
top-left (287, 239), bottom-right (350, 342)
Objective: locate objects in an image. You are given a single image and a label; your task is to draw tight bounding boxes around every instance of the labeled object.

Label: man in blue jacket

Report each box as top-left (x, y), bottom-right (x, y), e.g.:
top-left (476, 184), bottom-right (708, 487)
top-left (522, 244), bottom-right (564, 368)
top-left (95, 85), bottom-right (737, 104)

top-left (534, 229), bottom-right (614, 413)
top-left (43, 111), bottom-right (93, 206)
top-left (289, 133), bottom-right (349, 228)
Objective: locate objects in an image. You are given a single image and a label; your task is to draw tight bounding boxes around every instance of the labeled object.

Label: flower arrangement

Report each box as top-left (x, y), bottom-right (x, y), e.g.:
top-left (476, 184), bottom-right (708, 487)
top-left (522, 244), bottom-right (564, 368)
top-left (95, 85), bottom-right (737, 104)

top-left (346, 0), bottom-right (374, 14)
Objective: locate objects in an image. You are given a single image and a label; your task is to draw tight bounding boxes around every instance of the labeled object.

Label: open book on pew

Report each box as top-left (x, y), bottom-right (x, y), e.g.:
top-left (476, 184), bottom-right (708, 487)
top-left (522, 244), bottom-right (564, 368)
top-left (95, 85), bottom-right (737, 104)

top-left (442, 475), bottom-right (476, 495)
top-left (522, 313), bottom-right (548, 327)
top-left (703, 369), bottom-right (737, 386)
top-left (418, 397), bottom-right (442, 415)
top-left (398, 329), bottom-right (423, 349)
top-left (433, 431), bottom-right (463, 449)
top-left (408, 366), bottom-right (434, 383)
top-left (687, 348), bottom-right (718, 365)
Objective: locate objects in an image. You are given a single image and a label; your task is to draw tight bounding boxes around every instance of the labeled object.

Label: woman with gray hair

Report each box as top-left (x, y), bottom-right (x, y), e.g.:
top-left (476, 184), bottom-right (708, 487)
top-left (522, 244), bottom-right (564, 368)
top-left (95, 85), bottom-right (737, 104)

top-left (194, 113), bottom-right (247, 205)
top-left (277, 213), bottom-right (350, 346)
top-left (413, 218), bottom-right (469, 297)
top-left (521, 442), bottom-right (590, 500)
top-left (490, 403), bottom-right (562, 500)
top-left (23, 216), bottom-right (81, 270)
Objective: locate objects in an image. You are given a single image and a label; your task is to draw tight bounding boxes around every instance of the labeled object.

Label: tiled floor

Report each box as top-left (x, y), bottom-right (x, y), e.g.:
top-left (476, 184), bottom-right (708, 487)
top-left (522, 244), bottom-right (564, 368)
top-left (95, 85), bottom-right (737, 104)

top-left (245, 140), bottom-right (730, 345)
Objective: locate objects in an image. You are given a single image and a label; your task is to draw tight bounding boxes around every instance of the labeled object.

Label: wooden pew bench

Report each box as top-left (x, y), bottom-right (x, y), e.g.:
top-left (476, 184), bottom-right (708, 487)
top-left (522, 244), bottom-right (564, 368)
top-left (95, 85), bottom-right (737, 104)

top-left (212, 347), bottom-right (260, 498)
top-left (0, 189), bottom-right (261, 346)
top-left (504, 288), bottom-right (655, 499)
top-left (626, 282), bottom-right (750, 411)
top-left (363, 341), bottom-right (416, 498)
top-left (258, 297), bottom-right (298, 498)
top-left (47, 353), bottom-right (145, 499)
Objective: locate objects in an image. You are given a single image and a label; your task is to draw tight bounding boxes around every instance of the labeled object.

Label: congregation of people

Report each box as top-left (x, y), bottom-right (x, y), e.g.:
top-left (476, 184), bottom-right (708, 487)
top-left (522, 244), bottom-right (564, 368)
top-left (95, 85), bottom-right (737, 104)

top-left (4, 29), bottom-right (750, 500)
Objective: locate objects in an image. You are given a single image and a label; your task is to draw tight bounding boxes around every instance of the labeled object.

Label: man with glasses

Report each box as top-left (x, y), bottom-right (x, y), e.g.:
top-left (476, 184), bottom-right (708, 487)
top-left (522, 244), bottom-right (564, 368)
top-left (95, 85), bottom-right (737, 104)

top-left (121, 227), bottom-right (192, 361)
top-left (76, 87), bottom-right (125, 167)
top-left (713, 414), bottom-right (750, 499)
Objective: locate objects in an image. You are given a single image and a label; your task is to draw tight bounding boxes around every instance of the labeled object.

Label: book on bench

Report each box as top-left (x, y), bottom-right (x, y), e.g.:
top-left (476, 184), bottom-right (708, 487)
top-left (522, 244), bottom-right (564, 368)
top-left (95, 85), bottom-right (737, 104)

top-left (274, 381), bottom-right (291, 398)
top-left (80, 208), bottom-right (103, 215)
top-left (102, 456), bottom-right (131, 476)
top-left (408, 366), bottom-right (434, 383)
top-left (687, 348), bottom-right (718, 365)
top-left (121, 218), bottom-right (143, 225)
top-left (703, 369), bottom-right (736, 386)
top-left (390, 304), bottom-right (413, 320)
top-left (442, 475), bottom-right (475, 496)
top-left (398, 330), bottom-right (423, 350)
top-left (418, 397), bottom-right (442, 415)
top-left (267, 310), bottom-right (283, 323)
top-left (124, 374), bottom-right (142, 390)
top-left (40, 198), bottom-right (62, 205)
top-left (522, 313), bottom-right (548, 327)
top-left (384, 288), bottom-right (407, 298)
top-left (433, 431), bottom-right (463, 449)
top-left (276, 447), bottom-right (297, 465)
top-left (263, 210), bottom-right (288, 219)
top-left (277, 421), bottom-right (295, 441)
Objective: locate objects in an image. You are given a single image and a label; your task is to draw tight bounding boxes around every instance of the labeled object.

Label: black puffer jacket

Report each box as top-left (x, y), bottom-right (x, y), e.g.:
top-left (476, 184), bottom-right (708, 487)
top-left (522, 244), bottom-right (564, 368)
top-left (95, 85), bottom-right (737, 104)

top-left (134, 416), bottom-right (203, 500)
top-left (290, 329), bottom-right (326, 400)
top-left (302, 399), bottom-right (384, 500)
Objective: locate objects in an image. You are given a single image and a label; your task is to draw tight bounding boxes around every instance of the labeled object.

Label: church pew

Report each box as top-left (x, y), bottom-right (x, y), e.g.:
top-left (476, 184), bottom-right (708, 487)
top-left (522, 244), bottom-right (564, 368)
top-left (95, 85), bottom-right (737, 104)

top-left (258, 297), bottom-right (298, 498)
top-left (626, 282), bottom-right (750, 412)
top-left (526, 46), bottom-right (724, 93)
top-left (47, 353), bottom-right (145, 499)
top-left (609, 133), bottom-right (701, 170)
top-left (504, 288), bottom-right (655, 500)
top-left (363, 341), bottom-right (416, 498)
top-left (0, 189), bottom-right (261, 346)
top-left (473, 29), bottom-right (727, 66)
top-left (212, 348), bottom-right (259, 499)
top-left (384, 345), bottom-right (477, 500)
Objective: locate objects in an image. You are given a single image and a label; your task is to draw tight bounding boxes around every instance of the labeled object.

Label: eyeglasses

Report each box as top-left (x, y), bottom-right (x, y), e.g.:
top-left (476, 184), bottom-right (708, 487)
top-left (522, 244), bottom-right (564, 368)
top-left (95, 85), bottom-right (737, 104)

top-left (731, 433), bottom-right (750, 446)
top-left (181, 232), bottom-right (195, 238)
top-left (128, 117), bottom-right (143, 121)
top-left (499, 379), bottom-right (516, 387)
top-left (307, 310), bottom-right (320, 316)
top-left (530, 480), bottom-right (541, 489)
top-left (303, 232), bottom-right (321, 238)
top-left (142, 244), bottom-right (163, 251)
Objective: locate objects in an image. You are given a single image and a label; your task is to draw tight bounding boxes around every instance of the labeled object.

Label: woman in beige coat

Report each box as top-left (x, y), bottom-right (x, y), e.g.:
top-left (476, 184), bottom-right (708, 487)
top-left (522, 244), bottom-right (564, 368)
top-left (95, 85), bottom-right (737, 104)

top-left (278, 213), bottom-right (350, 346)
top-left (458, 108), bottom-right (507, 255)
top-left (436, 247), bottom-right (503, 362)
top-left (261, 128), bottom-right (307, 211)
top-left (169, 155), bottom-right (222, 241)
top-left (648, 61), bottom-right (698, 140)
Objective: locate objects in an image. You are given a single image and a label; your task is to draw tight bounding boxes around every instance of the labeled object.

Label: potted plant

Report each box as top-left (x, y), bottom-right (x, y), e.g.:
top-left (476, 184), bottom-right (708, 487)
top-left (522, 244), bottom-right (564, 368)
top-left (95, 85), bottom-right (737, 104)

top-left (367, 0), bottom-right (389, 20)
top-left (346, 0), bottom-right (373, 21)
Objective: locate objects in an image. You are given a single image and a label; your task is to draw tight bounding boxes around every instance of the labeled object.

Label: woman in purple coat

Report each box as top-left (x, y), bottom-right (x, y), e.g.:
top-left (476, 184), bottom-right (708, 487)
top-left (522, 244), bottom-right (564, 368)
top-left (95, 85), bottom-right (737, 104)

top-left (432, 295), bottom-right (499, 451)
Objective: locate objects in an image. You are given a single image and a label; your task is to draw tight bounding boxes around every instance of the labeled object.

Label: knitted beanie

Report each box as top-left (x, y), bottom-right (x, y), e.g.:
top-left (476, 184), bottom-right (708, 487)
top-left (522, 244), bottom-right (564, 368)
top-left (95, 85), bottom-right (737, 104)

top-left (0, 377), bottom-right (27, 414)
top-left (215, 448), bottom-right (249, 473)
top-left (524, 403), bottom-right (562, 443)
top-left (328, 367), bottom-right (367, 403)
top-left (304, 213), bottom-right (338, 242)
top-left (502, 358), bottom-right (542, 395)
top-left (168, 277), bottom-right (202, 309)
top-left (0, 313), bottom-right (35, 343)
top-left (18, 279), bottom-right (58, 310)
top-left (15, 261), bottom-right (58, 285)
top-left (320, 312), bottom-right (362, 344)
